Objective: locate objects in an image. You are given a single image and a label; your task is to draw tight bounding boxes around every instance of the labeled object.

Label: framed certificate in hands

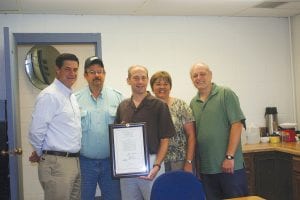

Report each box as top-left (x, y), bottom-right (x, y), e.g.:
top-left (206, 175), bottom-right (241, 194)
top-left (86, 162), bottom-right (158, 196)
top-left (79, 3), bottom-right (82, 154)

top-left (109, 123), bottom-right (150, 178)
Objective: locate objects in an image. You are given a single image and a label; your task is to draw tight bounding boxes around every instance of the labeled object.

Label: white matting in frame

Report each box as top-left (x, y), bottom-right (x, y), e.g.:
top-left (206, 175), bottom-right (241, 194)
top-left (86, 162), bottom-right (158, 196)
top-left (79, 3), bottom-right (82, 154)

top-left (109, 123), bottom-right (150, 178)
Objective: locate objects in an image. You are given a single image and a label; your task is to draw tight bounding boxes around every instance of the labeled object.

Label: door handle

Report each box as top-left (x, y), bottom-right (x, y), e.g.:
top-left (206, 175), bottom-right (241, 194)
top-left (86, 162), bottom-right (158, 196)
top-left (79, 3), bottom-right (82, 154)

top-left (1, 148), bottom-right (23, 156)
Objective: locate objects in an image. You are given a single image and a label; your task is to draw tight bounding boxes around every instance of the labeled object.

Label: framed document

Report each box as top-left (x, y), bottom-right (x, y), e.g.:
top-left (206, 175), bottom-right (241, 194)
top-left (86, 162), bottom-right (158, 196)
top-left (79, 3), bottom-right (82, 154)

top-left (109, 123), bottom-right (150, 178)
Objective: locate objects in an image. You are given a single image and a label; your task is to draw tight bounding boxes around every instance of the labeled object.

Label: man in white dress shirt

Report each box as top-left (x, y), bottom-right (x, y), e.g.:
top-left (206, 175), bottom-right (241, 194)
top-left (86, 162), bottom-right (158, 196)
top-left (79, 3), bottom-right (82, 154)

top-left (28, 53), bottom-right (82, 200)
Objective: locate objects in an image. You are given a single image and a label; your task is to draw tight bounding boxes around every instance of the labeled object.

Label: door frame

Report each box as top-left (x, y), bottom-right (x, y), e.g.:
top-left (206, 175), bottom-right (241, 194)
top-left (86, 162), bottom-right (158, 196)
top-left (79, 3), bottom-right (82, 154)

top-left (3, 27), bottom-right (101, 200)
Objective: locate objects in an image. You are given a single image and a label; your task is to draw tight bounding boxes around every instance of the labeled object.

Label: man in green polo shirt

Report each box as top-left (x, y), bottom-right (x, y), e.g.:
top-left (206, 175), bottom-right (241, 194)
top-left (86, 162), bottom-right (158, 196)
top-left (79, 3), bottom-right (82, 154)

top-left (189, 62), bottom-right (248, 199)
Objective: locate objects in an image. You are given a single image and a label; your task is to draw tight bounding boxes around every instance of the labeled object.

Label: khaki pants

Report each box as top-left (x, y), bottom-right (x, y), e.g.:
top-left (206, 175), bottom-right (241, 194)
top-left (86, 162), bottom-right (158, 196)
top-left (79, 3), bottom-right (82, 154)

top-left (38, 154), bottom-right (81, 200)
top-left (120, 154), bottom-right (165, 200)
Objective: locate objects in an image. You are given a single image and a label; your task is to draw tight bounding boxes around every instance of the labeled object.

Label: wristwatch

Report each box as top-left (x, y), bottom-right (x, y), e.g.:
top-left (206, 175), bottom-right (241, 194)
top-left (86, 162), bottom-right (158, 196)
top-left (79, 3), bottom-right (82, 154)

top-left (186, 160), bottom-right (193, 164)
top-left (225, 155), bottom-right (234, 160)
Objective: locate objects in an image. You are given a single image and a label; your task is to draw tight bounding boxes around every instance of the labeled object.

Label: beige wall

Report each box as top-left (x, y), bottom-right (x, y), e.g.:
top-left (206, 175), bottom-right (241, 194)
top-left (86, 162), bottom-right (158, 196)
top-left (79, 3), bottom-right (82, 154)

top-left (291, 15), bottom-right (300, 130)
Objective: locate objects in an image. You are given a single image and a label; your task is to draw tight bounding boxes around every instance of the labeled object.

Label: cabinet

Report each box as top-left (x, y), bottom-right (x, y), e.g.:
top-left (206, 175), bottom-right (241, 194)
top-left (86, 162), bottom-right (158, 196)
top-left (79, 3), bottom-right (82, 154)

top-left (243, 153), bottom-right (255, 195)
top-left (255, 152), bottom-right (292, 200)
top-left (293, 156), bottom-right (300, 200)
top-left (243, 152), bottom-right (292, 200)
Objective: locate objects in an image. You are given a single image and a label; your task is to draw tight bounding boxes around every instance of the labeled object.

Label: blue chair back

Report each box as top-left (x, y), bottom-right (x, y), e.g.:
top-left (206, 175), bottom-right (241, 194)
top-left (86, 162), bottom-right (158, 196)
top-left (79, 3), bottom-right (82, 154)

top-left (150, 171), bottom-right (206, 200)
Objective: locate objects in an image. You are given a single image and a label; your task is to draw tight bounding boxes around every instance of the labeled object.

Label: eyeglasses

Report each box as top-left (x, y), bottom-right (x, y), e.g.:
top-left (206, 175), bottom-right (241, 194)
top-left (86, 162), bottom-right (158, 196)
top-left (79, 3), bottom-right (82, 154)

top-left (87, 70), bottom-right (105, 75)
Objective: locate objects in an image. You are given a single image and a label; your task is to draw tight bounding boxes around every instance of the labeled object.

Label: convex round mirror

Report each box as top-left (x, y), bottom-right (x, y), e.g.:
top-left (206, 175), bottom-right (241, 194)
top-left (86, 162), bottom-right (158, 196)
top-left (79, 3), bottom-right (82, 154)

top-left (25, 45), bottom-right (60, 90)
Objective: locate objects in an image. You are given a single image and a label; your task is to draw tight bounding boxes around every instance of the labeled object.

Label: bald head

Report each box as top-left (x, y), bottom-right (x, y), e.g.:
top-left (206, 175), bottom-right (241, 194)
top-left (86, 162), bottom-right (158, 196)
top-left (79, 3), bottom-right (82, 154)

top-left (190, 61), bottom-right (213, 92)
top-left (190, 62), bottom-right (211, 78)
top-left (128, 65), bottom-right (148, 79)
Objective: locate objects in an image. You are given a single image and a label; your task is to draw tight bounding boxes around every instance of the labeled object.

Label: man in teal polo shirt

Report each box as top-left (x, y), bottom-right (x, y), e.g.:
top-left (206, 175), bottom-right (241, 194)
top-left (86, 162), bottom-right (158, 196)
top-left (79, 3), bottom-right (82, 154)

top-left (75, 56), bottom-right (123, 200)
top-left (190, 62), bottom-right (248, 199)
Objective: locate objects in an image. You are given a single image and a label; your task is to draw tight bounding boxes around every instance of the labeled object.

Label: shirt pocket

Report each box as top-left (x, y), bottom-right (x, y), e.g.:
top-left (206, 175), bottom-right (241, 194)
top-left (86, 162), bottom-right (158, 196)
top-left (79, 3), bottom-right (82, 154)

top-left (80, 109), bottom-right (90, 132)
top-left (108, 105), bottom-right (118, 123)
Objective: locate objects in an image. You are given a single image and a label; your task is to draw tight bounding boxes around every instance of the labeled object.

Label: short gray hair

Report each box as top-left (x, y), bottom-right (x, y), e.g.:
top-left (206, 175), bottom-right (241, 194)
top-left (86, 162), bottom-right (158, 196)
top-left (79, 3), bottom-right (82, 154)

top-left (190, 62), bottom-right (211, 77)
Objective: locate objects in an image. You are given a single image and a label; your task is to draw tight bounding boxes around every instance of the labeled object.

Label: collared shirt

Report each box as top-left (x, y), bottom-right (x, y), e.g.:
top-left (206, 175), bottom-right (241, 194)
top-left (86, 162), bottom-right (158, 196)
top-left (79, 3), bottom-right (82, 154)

top-left (115, 92), bottom-right (175, 154)
top-left (75, 86), bottom-right (123, 159)
top-left (190, 83), bottom-right (245, 174)
top-left (28, 79), bottom-right (82, 156)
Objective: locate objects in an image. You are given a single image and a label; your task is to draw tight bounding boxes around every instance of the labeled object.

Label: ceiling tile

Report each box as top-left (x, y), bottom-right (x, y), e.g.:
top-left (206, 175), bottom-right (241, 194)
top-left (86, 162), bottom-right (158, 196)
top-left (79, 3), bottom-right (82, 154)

top-left (20, 0), bottom-right (145, 14)
top-left (0, 0), bottom-right (299, 17)
top-left (136, 0), bottom-right (261, 16)
top-left (0, 0), bottom-right (19, 11)
top-left (278, 2), bottom-right (300, 9)
top-left (238, 7), bottom-right (300, 17)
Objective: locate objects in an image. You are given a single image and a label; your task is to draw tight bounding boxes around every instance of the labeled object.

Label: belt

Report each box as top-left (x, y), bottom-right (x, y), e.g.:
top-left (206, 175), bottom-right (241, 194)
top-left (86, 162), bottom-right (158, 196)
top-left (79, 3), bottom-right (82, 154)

top-left (42, 150), bottom-right (80, 157)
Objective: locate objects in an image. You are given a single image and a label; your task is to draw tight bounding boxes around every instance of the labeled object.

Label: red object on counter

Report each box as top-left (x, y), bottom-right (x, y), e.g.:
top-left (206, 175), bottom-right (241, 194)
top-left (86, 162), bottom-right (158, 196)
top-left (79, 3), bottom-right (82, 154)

top-left (282, 128), bottom-right (296, 142)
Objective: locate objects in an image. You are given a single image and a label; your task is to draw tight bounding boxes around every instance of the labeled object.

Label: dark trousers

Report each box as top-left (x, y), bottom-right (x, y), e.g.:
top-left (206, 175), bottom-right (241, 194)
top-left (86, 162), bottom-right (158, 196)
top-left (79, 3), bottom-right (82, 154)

top-left (201, 168), bottom-right (248, 200)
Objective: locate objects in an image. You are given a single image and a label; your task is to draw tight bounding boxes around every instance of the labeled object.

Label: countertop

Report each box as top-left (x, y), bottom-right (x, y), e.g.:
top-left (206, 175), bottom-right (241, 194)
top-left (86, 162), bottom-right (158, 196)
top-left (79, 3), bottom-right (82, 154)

top-left (242, 141), bottom-right (300, 156)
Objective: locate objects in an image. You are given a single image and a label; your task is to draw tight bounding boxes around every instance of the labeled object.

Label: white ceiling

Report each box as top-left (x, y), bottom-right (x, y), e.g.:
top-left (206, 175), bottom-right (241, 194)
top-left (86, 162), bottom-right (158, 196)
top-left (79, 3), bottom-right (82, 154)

top-left (0, 0), bottom-right (300, 17)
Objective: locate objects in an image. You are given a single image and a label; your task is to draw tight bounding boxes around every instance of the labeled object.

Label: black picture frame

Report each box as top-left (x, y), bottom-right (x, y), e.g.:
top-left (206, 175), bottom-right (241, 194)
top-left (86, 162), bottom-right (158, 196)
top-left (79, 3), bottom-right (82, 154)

top-left (109, 123), bottom-right (150, 178)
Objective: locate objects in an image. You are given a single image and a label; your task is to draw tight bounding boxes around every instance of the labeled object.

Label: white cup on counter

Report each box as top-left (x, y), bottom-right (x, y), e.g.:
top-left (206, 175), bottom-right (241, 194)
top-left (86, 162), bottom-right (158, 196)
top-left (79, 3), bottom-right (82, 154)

top-left (260, 136), bottom-right (270, 143)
